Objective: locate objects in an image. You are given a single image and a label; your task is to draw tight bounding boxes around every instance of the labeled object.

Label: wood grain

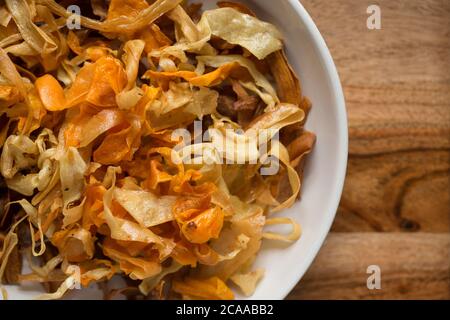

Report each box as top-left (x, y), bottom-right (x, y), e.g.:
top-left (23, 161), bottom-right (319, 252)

top-left (288, 233), bottom-right (450, 299)
top-left (289, 0), bottom-right (450, 299)
top-left (304, 0), bottom-right (450, 232)
top-left (336, 150), bottom-right (449, 232)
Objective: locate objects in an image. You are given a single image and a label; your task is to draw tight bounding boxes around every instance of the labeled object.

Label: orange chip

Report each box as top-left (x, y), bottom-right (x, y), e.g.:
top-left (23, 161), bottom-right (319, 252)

top-left (172, 276), bottom-right (234, 300)
top-left (35, 75), bottom-right (66, 111)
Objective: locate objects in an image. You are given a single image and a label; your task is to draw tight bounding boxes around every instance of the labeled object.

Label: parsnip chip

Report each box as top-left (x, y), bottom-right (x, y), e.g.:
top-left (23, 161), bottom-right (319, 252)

top-left (113, 187), bottom-right (176, 227)
top-left (201, 8), bottom-right (283, 59)
top-left (230, 268), bottom-right (264, 296)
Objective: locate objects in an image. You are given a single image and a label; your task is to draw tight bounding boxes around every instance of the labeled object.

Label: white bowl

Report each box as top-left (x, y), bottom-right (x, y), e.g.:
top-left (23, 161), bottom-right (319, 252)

top-left (228, 0), bottom-right (348, 299)
top-left (5, 0), bottom-right (347, 300)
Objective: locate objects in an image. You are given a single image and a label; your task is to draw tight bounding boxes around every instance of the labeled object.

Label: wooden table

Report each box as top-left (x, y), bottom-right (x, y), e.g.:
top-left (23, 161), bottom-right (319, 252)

top-left (287, 0), bottom-right (450, 299)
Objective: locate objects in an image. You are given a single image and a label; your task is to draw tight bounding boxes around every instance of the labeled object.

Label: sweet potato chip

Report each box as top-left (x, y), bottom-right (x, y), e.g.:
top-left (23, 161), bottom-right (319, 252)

top-left (172, 276), bottom-right (234, 300)
top-left (35, 74), bottom-right (66, 111)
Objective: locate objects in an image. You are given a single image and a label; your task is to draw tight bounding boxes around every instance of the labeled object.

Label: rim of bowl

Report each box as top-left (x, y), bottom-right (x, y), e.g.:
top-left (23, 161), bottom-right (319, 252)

top-left (277, 0), bottom-right (349, 300)
top-left (4, 1), bottom-right (349, 301)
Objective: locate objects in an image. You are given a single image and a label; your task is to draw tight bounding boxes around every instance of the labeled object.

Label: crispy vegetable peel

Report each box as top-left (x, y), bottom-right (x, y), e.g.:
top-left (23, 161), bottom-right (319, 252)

top-left (0, 0), bottom-right (316, 300)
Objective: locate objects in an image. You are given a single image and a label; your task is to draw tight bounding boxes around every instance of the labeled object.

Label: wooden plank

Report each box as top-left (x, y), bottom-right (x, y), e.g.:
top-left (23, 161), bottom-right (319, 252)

top-left (299, 0), bottom-right (450, 232)
top-left (334, 150), bottom-right (450, 232)
top-left (288, 233), bottom-right (450, 299)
